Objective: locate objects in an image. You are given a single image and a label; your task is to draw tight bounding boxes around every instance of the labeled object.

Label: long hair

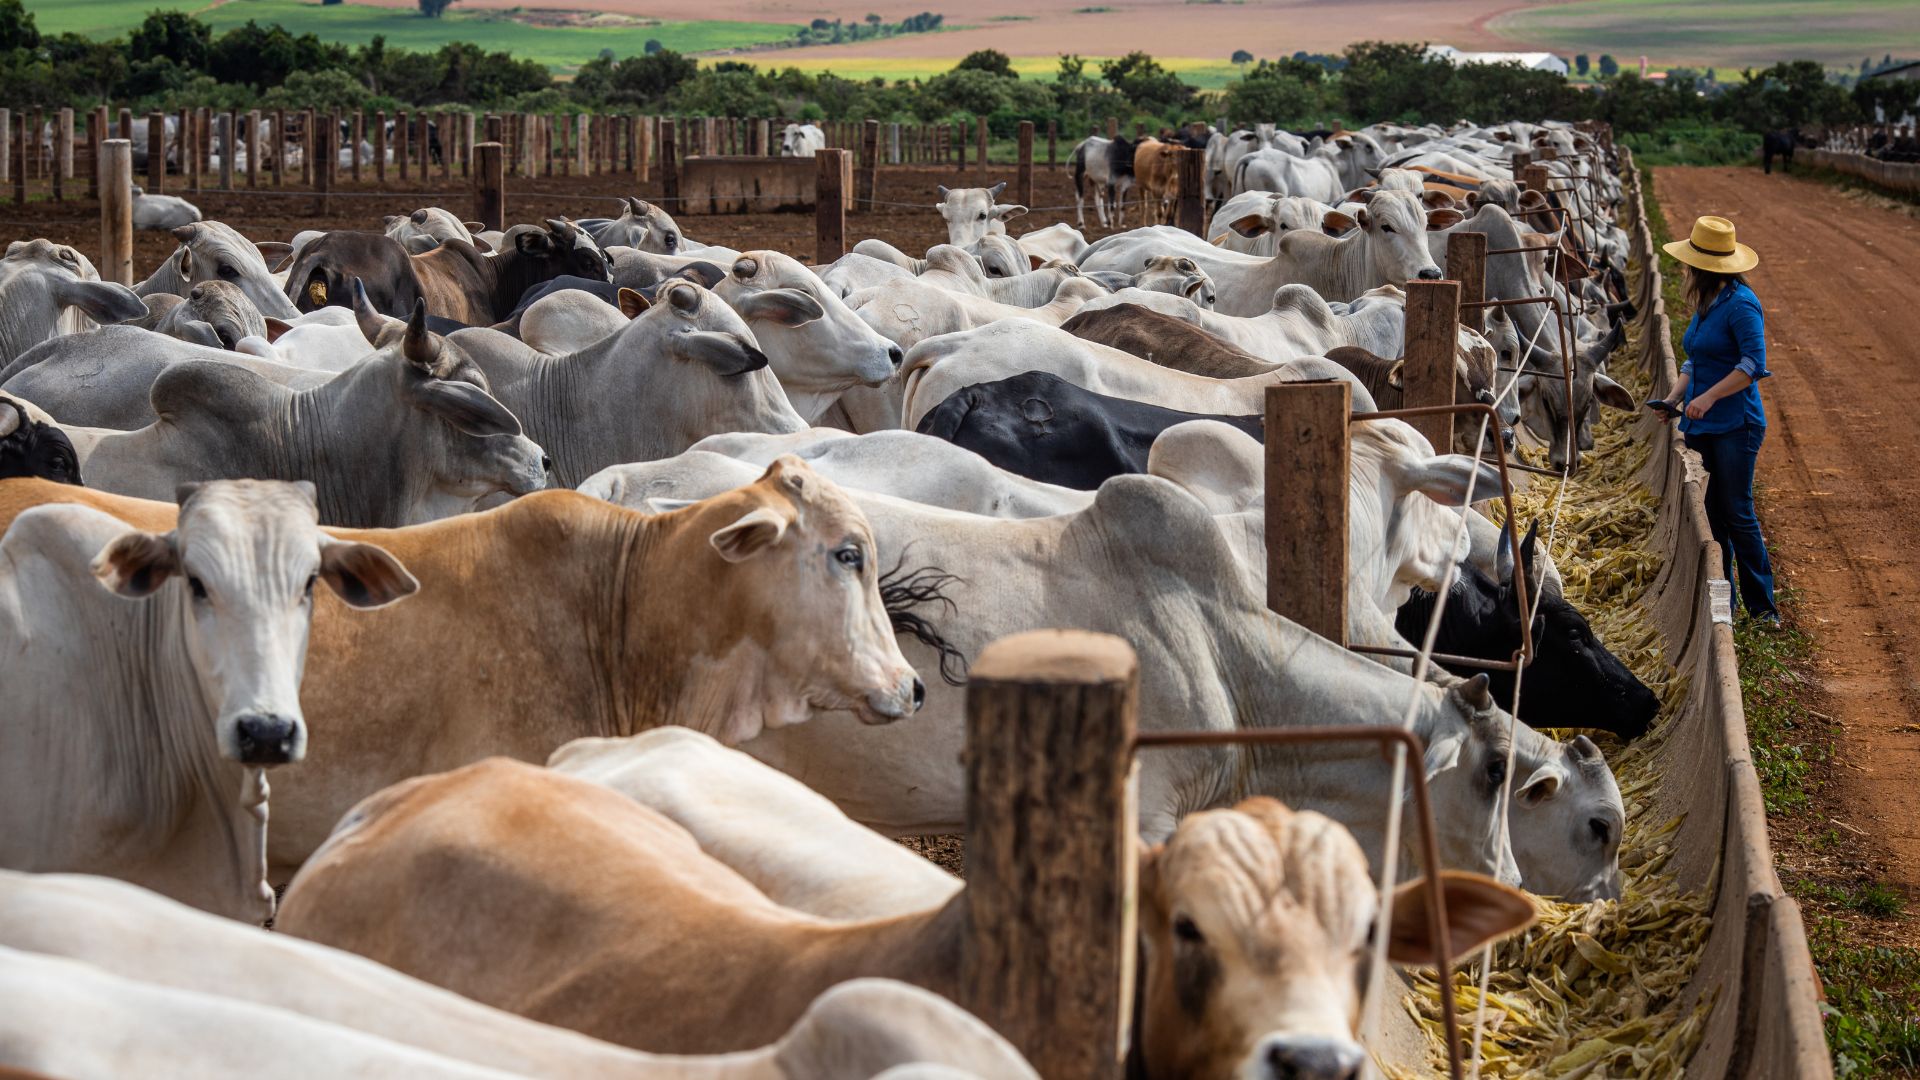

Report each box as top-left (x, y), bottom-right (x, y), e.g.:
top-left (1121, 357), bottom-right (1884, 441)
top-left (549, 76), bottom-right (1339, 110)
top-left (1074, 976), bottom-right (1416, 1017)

top-left (878, 556), bottom-right (968, 687)
top-left (1683, 263), bottom-right (1746, 312)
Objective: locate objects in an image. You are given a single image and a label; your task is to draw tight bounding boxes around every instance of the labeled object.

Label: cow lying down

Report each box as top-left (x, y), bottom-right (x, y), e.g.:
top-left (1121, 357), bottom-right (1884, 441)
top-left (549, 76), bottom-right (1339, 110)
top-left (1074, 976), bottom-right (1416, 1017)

top-left (0, 872), bottom-right (1036, 1080)
top-left (279, 747), bottom-right (1533, 1078)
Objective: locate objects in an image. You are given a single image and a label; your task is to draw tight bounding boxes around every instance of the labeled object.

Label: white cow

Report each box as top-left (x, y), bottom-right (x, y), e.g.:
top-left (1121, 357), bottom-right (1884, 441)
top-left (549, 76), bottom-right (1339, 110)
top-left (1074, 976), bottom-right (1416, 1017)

top-left (780, 123), bottom-right (827, 157)
top-left (715, 251), bottom-right (901, 422)
top-left (933, 183), bottom-right (1027, 247)
top-left (137, 221), bottom-right (300, 320)
top-left (131, 186), bottom-right (203, 230)
top-left (383, 208), bottom-right (479, 254)
top-left (848, 274), bottom-right (1105, 351)
top-left (0, 481), bottom-right (417, 921)
top-left (1207, 191), bottom-right (1342, 255)
top-left (0, 239), bottom-right (146, 364)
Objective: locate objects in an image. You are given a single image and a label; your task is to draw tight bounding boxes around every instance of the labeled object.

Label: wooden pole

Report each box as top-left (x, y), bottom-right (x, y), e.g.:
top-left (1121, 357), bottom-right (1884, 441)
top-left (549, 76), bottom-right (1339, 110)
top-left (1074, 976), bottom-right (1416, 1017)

top-left (959, 629), bottom-right (1137, 1080)
top-left (313, 124), bottom-right (332, 216)
top-left (0, 108), bottom-right (9, 187)
top-left (1510, 150), bottom-right (1532, 182)
top-left (440, 111), bottom-right (452, 179)
top-left (858, 119), bottom-right (879, 210)
top-left (12, 114), bottom-right (24, 206)
top-left (57, 106), bottom-right (72, 179)
top-left (271, 109), bottom-right (285, 187)
top-left (465, 113), bottom-right (477, 179)
top-left (118, 108), bottom-right (131, 143)
top-left (1264, 381), bottom-right (1350, 643)
top-left (419, 111), bottom-right (431, 180)
top-left (1176, 146), bottom-right (1205, 235)
top-left (578, 113), bottom-right (592, 176)
top-left (374, 111), bottom-right (388, 186)
top-left (1446, 231), bottom-right (1487, 335)
top-left (955, 122), bottom-right (966, 169)
top-left (1402, 280), bottom-right (1460, 452)
top-left (1106, 116), bottom-right (1118, 138)
top-left (86, 109), bottom-right (100, 200)
top-left (146, 111), bottom-right (165, 194)
top-left (402, 110), bottom-right (415, 181)
top-left (99, 139), bottom-right (133, 286)
top-left (976, 115), bottom-right (988, 178)
top-left (218, 111), bottom-right (234, 191)
top-left (815, 148), bottom-right (848, 264)
top-left (191, 107), bottom-right (206, 191)
top-left (30, 107), bottom-right (42, 181)
top-left (1047, 119), bottom-right (1057, 169)
top-left (301, 107), bottom-right (315, 186)
top-left (1522, 162), bottom-right (1551, 196)
top-left (889, 121), bottom-right (900, 165)
top-left (473, 141), bottom-right (504, 232)
top-left (660, 120), bottom-right (678, 207)
top-left (1015, 120), bottom-right (1034, 207)
top-left (246, 109), bottom-right (260, 188)
top-left (350, 111), bottom-right (363, 184)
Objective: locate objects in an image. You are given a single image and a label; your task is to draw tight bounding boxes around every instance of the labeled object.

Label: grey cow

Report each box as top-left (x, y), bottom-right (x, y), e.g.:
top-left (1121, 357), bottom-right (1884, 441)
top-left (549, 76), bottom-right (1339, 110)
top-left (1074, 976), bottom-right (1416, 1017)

top-left (138, 222), bottom-right (298, 320)
top-left (136, 281), bottom-right (269, 352)
top-left (0, 240), bottom-right (146, 365)
top-left (64, 305), bottom-right (547, 527)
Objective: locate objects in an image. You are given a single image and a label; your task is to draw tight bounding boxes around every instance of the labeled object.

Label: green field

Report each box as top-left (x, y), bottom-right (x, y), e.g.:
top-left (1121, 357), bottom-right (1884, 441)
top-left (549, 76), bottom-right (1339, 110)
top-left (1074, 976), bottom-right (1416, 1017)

top-left (765, 55), bottom-right (1244, 88)
top-left (1491, 0), bottom-right (1920, 70)
top-left (27, 0), bottom-right (798, 70)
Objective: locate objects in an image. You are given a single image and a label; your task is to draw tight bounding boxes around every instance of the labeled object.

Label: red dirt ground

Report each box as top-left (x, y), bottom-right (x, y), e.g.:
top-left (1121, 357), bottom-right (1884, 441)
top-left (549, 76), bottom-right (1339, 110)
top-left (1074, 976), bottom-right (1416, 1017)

top-left (1656, 165), bottom-right (1920, 899)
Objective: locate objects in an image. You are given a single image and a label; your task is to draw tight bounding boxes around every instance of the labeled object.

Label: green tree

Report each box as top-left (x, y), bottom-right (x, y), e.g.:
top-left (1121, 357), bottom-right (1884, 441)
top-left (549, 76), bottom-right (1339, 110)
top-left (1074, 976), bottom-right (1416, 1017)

top-left (1597, 53), bottom-right (1618, 77)
top-left (418, 0), bottom-right (457, 16)
top-left (644, 38), bottom-right (663, 54)
top-left (0, 0), bottom-right (39, 53)
top-left (1098, 50), bottom-right (1194, 115)
top-left (129, 11), bottom-right (211, 69)
top-left (1716, 60), bottom-right (1858, 131)
top-left (1231, 49), bottom-right (1253, 66)
top-left (1575, 53), bottom-right (1589, 76)
top-left (955, 49), bottom-right (1013, 77)
top-left (1223, 57), bottom-right (1325, 126)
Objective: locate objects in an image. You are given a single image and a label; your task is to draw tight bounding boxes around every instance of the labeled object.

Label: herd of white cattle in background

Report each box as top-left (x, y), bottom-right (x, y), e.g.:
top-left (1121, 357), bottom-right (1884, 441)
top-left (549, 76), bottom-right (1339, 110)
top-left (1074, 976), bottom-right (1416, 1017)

top-left (0, 119), bottom-right (1645, 1080)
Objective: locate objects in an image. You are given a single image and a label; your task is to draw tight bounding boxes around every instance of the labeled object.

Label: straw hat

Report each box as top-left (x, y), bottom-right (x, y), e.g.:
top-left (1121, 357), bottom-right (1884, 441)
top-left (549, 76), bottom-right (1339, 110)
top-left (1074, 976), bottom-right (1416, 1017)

top-left (1663, 215), bottom-right (1758, 274)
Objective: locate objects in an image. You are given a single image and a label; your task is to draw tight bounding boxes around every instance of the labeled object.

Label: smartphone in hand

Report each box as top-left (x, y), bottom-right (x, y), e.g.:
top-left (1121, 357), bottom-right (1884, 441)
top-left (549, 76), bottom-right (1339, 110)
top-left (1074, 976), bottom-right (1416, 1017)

top-left (1644, 399), bottom-right (1681, 418)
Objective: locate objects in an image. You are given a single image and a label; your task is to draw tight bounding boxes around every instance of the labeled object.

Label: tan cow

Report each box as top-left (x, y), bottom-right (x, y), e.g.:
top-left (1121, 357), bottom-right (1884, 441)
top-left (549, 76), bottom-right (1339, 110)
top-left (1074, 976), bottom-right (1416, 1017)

top-left (0, 457), bottom-right (923, 878)
top-left (1131, 138), bottom-right (1180, 225)
top-left (0, 872), bottom-right (1036, 1080)
top-left (279, 760), bottom-right (1533, 1076)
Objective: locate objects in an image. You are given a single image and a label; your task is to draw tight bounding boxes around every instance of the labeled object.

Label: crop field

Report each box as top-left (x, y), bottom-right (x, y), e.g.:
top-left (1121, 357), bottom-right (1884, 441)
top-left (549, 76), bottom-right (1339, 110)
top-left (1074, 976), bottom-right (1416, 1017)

top-left (1489, 0), bottom-right (1920, 70)
top-left (26, 0), bottom-right (798, 70)
top-left (765, 54), bottom-right (1245, 88)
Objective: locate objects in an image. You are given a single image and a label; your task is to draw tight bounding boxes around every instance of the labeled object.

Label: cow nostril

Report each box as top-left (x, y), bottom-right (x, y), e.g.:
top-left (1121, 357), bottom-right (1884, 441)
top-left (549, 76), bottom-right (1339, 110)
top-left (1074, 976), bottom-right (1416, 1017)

top-left (540, 454), bottom-right (554, 473)
top-left (910, 677), bottom-right (926, 711)
top-left (1417, 267), bottom-right (1444, 280)
top-left (233, 714), bottom-right (300, 766)
top-left (888, 345), bottom-right (904, 367)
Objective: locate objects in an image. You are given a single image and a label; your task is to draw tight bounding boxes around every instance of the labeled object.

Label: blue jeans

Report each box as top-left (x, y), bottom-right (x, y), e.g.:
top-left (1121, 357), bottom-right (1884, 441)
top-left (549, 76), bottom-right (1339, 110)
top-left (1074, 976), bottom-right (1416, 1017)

top-left (1685, 425), bottom-right (1778, 617)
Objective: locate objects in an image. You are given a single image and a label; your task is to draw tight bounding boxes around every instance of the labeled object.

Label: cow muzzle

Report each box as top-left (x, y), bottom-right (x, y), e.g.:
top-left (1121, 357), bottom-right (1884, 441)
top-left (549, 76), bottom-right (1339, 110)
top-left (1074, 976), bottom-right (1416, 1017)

top-left (231, 713), bottom-right (305, 766)
top-left (860, 674), bottom-right (925, 725)
top-left (1251, 1035), bottom-right (1365, 1080)
top-left (1416, 266), bottom-right (1444, 281)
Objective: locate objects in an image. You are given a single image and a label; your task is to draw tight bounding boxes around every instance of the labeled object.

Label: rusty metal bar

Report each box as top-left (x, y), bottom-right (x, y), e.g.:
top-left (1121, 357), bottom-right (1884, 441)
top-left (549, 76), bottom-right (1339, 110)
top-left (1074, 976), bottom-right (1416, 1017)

top-left (1133, 725), bottom-right (1464, 1080)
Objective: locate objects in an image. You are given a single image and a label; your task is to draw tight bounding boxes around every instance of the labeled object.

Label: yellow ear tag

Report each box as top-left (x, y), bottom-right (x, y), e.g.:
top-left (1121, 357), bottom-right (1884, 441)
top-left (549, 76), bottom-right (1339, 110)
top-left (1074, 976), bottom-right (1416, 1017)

top-left (308, 280), bottom-right (328, 305)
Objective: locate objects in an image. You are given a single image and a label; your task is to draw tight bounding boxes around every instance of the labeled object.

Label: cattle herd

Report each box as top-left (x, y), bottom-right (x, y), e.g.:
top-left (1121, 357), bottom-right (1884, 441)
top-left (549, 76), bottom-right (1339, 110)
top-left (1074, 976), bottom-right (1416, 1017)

top-left (0, 118), bottom-right (1662, 1079)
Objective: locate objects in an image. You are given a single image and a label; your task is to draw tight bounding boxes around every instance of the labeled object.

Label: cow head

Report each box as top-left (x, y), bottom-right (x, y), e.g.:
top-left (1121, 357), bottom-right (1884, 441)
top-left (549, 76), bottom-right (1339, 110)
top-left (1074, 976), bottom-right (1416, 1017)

top-left (969, 235), bottom-right (1028, 279)
top-left (1346, 191), bottom-right (1453, 288)
top-left (382, 207), bottom-right (475, 254)
top-left (1135, 255), bottom-right (1216, 309)
top-left (934, 183), bottom-right (1027, 247)
top-left (1347, 418), bottom-right (1501, 612)
top-left (1520, 322), bottom-right (1633, 471)
top-left (650, 457), bottom-right (924, 738)
top-left (1423, 674), bottom-right (1526, 885)
top-left (89, 480), bottom-right (417, 765)
top-left (513, 218), bottom-right (612, 285)
top-left (717, 251), bottom-right (899, 417)
top-left (0, 395), bottom-right (80, 485)
top-left (610, 197), bottom-right (683, 255)
top-left (174, 280), bottom-right (268, 352)
top-left (780, 123), bottom-right (821, 157)
top-left (1137, 797), bottom-right (1535, 1080)
top-left (170, 222), bottom-right (300, 319)
top-left (0, 239), bottom-right (146, 358)
top-left (1508, 727), bottom-right (1625, 902)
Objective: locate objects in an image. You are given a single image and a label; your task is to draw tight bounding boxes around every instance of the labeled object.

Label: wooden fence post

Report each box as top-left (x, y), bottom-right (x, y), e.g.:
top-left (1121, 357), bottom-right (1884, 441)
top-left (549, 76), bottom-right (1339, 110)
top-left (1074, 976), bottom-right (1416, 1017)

top-left (419, 110), bottom-right (431, 179)
top-left (100, 139), bottom-right (133, 286)
top-left (1402, 279), bottom-right (1460, 453)
top-left (57, 106), bottom-right (72, 178)
top-left (271, 109), bottom-right (285, 187)
top-left (465, 113), bottom-right (477, 178)
top-left (959, 629), bottom-right (1137, 1080)
top-left (1106, 116), bottom-right (1118, 138)
top-left (1446, 231), bottom-right (1487, 334)
top-left (660, 120), bottom-right (678, 207)
top-left (889, 121), bottom-right (900, 165)
top-left (1015, 120), bottom-right (1034, 207)
top-left (374, 111), bottom-right (388, 186)
top-left (398, 109), bottom-right (411, 181)
top-left (1176, 146), bottom-right (1205, 235)
top-left (1047, 119), bottom-right (1057, 169)
top-left (577, 113), bottom-right (590, 175)
top-left (313, 124), bottom-right (332, 216)
top-left (975, 115), bottom-right (988, 177)
top-left (349, 111), bottom-right (362, 184)
top-left (192, 107), bottom-right (207, 191)
top-left (118, 108), bottom-right (131, 143)
top-left (218, 111), bottom-right (234, 191)
top-left (955, 122), bottom-right (966, 169)
top-left (1522, 162), bottom-right (1551, 196)
top-left (815, 148), bottom-right (848, 264)
top-left (300, 108), bottom-right (314, 186)
top-left (1510, 150), bottom-right (1532, 182)
top-left (146, 111), bottom-right (164, 194)
top-left (12, 113), bottom-right (24, 206)
top-left (1265, 381), bottom-right (1350, 643)
top-left (30, 107), bottom-right (42, 181)
top-left (858, 119), bottom-right (879, 209)
top-left (0, 108), bottom-right (9, 187)
top-left (246, 110), bottom-right (260, 188)
top-left (440, 111), bottom-right (452, 179)
top-left (473, 141), bottom-right (504, 232)
top-left (86, 109), bottom-right (100, 199)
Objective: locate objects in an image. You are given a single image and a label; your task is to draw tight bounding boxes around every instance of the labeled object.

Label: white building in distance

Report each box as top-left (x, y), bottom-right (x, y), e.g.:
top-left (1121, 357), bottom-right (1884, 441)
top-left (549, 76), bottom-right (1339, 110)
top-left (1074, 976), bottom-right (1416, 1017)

top-left (1427, 45), bottom-right (1570, 77)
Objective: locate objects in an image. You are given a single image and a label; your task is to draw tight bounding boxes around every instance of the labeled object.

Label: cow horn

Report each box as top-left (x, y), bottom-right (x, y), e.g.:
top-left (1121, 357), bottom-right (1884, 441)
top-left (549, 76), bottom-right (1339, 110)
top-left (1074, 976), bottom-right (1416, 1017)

top-left (410, 208), bottom-right (429, 224)
top-left (1460, 672), bottom-right (1493, 711)
top-left (0, 401), bottom-right (19, 439)
top-left (170, 224), bottom-right (198, 244)
top-left (732, 256), bottom-right (758, 279)
top-left (402, 299), bottom-right (439, 369)
top-left (544, 217), bottom-right (573, 241)
top-left (986, 181), bottom-right (1006, 198)
top-left (351, 279), bottom-right (386, 346)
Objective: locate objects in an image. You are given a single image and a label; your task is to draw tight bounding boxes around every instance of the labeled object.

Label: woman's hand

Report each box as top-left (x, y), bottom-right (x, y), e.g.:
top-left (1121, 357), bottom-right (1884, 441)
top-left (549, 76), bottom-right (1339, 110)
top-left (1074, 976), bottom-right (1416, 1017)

top-left (1684, 393), bottom-right (1716, 420)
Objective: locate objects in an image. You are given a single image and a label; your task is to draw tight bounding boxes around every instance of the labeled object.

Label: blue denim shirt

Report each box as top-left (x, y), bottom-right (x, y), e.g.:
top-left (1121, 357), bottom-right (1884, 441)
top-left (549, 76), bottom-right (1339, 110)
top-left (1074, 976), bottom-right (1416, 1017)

top-left (1679, 280), bottom-right (1768, 435)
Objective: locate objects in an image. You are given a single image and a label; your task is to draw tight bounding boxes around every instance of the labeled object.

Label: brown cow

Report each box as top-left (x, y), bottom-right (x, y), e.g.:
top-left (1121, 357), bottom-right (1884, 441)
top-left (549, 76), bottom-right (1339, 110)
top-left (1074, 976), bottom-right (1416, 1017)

top-left (1131, 138), bottom-right (1180, 225)
top-left (0, 457), bottom-right (924, 880)
top-left (1061, 303), bottom-right (1272, 379)
top-left (279, 760), bottom-right (1533, 1077)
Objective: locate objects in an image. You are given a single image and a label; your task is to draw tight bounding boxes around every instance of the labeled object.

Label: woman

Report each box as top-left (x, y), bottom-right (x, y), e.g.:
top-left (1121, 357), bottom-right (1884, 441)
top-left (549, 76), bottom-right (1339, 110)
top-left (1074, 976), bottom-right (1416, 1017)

top-left (1656, 214), bottom-right (1779, 624)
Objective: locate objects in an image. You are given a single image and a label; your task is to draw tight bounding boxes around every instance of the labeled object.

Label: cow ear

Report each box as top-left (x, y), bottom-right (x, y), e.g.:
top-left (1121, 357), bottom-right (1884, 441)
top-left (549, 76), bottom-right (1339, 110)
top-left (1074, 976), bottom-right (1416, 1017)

top-left (91, 529), bottom-right (181, 599)
top-left (1335, 136), bottom-right (1353, 149)
top-left (1515, 762), bottom-right (1565, 807)
top-left (644, 497), bottom-right (697, 515)
top-left (318, 538), bottom-right (419, 610)
top-left (617, 287), bottom-right (650, 318)
top-left (1227, 214), bottom-right (1270, 238)
top-left (1421, 731), bottom-right (1463, 776)
top-left (935, 184), bottom-right (950, 200)
top-left (51, 279), bottom-right (147, 325)
top-left (734, 287), bottom-right (824, 328)
top-left (992, 204), bottom-right (1028, 222)
top-left (264, 317), bottom-right (293, 343)
top-left (1394, 454), bottom-right (1503, 507)
top-left (708, 505), bottom-right (789, 563)
top-left (1518, 520), bottom-right (1539, 580)
top-left (515, 229), bottom-right (554, 255)
top-left (411, 379), bottom-right (522, 438)
top-left (1421, 189), bottom-right (1456, 211)
top-left (1592, 373), bottom-right (1634, 411)
top-left (176, 244), bottom-right (194, 279)
top-left (383, 215), bottom-right (401, 228)
top-left (463, 221), bottom-right (487, 233)
top-left (1345, 188), bottom-right (1377, 205)
top-left (255, 241), bottom-right (292, 266)
top-left (1386, 360), bottom-right (1405, 389)
top-left (1322, 210), bottom-right (1358, 236)
top-left (1426, 208), bottom-right (1465, 231)
top-left (1386, 872), bottom-right (1536, 965)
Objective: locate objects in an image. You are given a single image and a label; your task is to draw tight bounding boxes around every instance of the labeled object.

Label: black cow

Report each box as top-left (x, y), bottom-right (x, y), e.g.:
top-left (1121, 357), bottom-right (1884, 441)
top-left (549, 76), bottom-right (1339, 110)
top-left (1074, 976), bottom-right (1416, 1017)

top-left (1395, 522), bottom-right (1660, 739)
top-left (916, 369), bottom-right (1260, 489)
top-left (0, 399), bottom-right (80, 485)
top-left (287, 220), bottom-right (611, 324)
top-left (1762, 129), bottom-right (1801, 175)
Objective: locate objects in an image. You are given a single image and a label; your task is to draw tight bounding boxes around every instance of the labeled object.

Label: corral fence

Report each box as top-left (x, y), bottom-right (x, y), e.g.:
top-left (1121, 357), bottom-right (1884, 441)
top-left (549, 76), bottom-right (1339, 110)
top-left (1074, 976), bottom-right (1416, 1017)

top-left (1799, 147), bottom-right (1920, 195)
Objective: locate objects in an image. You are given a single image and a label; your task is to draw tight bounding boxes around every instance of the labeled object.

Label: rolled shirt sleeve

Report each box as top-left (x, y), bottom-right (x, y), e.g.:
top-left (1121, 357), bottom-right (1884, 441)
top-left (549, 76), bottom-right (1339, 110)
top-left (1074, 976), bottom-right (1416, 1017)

top-left (1730, 295), bottom-right (1769, 381)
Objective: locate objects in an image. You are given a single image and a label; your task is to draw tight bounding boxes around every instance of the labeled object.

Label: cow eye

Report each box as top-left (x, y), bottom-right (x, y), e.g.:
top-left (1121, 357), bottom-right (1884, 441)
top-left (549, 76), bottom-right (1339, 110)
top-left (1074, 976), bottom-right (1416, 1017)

top-left (833, 544), bottom-right (864, 572)
top-left (664, 234), bottom-right (678, 251)
top-left (304, 574), bottom-right (317, 600)
top-left (1173, 915), bottom-right (1204, 944)
top-left (1381, 224), bottom-right (1396, 234)
top-left (977, 212), bottom-right (988, 220)
top-left (1588, 818), bottom-right (1611, 846)
top-left (217, 263), bottom-right (238, 279)
top-left (188, 576), bottom-right (209, 602)
top-left (1485, 757), bottom-right (1507, 787)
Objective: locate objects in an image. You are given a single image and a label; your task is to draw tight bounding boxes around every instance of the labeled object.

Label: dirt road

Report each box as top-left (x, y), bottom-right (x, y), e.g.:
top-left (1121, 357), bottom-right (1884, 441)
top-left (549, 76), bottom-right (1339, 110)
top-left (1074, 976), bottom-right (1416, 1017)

top-left (1656, 166), bottom-right (1920, 896)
